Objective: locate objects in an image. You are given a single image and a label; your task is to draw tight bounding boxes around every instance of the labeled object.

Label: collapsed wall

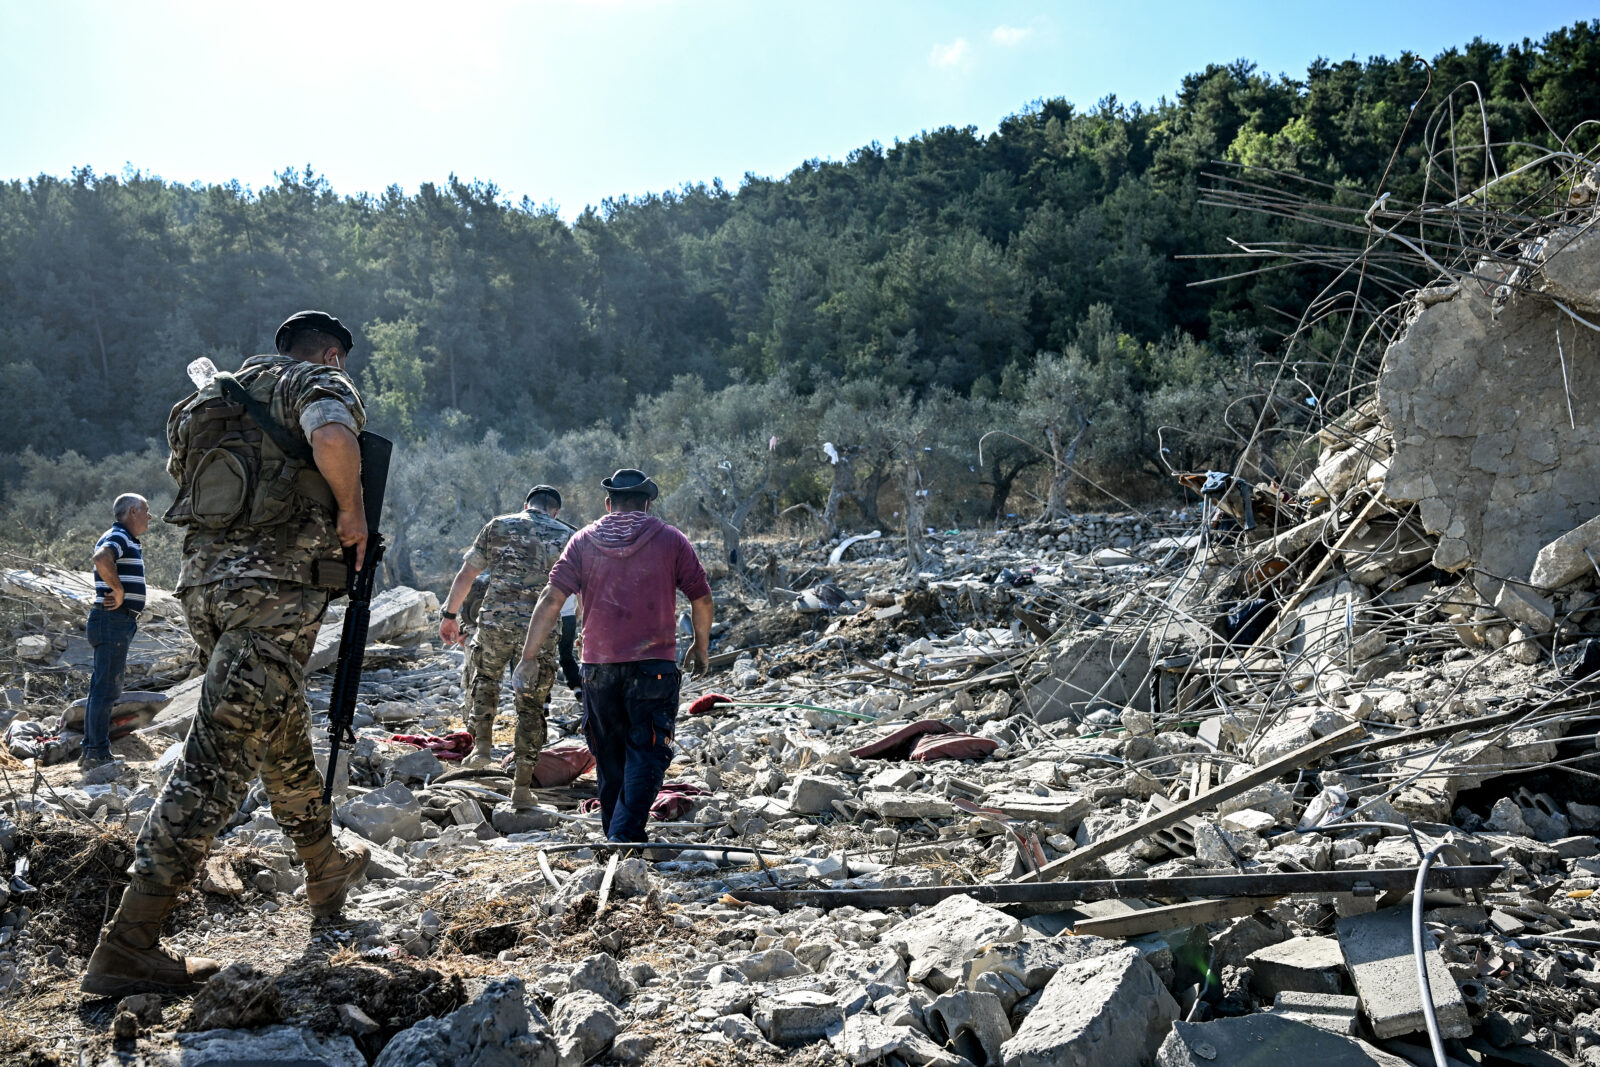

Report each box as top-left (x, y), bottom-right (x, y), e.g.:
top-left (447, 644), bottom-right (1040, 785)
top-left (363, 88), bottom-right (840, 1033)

top-left (1380, 222), bottom-right (1600, 583)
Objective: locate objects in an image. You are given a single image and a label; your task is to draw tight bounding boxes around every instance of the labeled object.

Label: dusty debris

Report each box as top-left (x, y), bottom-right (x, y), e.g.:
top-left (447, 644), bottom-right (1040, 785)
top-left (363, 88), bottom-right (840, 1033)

top-left (4, 172), bottom-right (1600, 1066)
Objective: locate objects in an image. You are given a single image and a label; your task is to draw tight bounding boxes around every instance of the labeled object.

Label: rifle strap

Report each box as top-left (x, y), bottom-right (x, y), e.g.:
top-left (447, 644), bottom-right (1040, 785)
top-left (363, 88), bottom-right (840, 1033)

top-left (217, 373), bottom-right (315, 463)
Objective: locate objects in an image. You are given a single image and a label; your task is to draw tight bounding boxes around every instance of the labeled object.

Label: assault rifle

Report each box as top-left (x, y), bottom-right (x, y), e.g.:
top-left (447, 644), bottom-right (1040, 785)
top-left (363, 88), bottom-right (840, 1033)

top-left (321, 431), bottom-right (392, 804)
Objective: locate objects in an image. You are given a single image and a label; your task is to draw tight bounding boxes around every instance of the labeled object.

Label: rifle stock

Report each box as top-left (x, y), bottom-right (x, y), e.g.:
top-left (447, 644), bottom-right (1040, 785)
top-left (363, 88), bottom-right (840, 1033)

top-left (322, 432), bottom-right (392, 805)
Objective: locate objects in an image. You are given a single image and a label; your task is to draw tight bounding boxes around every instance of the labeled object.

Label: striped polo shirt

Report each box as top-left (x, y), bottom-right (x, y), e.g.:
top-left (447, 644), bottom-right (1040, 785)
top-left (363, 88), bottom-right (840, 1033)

top-left (93, 522), bottom-right (146, 613)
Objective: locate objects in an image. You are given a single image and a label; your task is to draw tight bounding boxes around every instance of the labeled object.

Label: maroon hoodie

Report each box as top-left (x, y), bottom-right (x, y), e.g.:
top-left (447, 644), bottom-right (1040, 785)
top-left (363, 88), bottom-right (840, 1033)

top-left (547, 511), bottom-right (711, 664)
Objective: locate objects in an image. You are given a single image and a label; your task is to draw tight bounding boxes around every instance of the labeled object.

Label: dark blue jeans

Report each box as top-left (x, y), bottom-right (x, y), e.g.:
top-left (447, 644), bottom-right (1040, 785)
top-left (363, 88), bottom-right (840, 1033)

top-left (581, 659), bottom-right (680, 843)
top-left (85, 607), bottom-right (137, 759)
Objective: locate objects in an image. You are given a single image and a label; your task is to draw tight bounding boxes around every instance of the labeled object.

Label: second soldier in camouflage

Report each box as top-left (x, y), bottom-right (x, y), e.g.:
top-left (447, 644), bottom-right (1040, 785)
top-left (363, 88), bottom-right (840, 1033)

top-left (439, 484), bottom-right (571, 807)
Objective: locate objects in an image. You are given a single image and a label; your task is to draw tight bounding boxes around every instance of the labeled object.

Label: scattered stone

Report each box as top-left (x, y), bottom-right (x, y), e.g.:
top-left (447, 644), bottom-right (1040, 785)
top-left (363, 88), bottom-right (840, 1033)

top-left (1157, 1014), bottom-right (1411, 1066)
top-left (1336, 906), bottom-right (1470, 1040)
top-left (337, 780), bottom-right (424, 843)
top-left (175, 1025), bottom-right (366, 1067)
top-left (1001, 947), bottom-right (1178, 1067)
top-left (551, 989), bottom-right (622, 1066)
top-left (885, 893), bottom-right (1025, 992)
top-left (375, 978), bottom-right (554, 1067)
top-left (1246, 936), bottom-right (1345, 998)
top-left (754, 989), bottom-right (843, 1046)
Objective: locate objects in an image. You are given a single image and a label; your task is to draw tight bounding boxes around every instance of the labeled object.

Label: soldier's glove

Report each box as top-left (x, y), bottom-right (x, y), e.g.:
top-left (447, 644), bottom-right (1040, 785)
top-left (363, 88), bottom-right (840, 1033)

top-left (511, 658), bottom-right (540, 693)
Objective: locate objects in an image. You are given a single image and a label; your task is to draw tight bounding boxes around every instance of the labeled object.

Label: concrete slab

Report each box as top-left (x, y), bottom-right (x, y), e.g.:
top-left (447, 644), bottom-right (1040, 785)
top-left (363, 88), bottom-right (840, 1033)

top-left (1158, 1014), bottom-right (1411, 1066)
top-left (1247, 936), bottom-right (1345, 998)
top-left (1336, 906), bottom-right (1470, 1040)
top-left (1272, 991), bottom-right (1361, 1035)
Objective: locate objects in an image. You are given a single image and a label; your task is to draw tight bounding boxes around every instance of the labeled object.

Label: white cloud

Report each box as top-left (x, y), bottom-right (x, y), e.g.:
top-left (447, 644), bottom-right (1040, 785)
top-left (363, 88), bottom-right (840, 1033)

top-left (928, 37), bottom-right (969, 69)
top-left (991, 24), bottom-right (1031, 47)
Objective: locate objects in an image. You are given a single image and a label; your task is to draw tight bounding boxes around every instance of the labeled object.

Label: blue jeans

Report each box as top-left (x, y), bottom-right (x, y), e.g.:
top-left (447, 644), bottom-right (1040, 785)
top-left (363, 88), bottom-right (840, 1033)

top-left (581, 660), bottom-right (680, 843)
top-left (85, 607), bottom-right (137, 759)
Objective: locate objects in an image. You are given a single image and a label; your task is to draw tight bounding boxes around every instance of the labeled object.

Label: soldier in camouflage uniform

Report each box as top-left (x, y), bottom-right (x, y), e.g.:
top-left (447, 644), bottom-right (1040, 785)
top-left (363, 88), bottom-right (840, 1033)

top-left (82, 311), bottom-right (373, 998)
top-left (439, 484), bottom-right (571, 807)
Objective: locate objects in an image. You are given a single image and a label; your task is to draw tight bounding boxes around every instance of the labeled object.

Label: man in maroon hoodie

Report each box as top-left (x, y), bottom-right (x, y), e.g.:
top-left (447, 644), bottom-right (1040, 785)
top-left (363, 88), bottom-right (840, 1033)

top-left (514, 469), bottom-right (714, 842)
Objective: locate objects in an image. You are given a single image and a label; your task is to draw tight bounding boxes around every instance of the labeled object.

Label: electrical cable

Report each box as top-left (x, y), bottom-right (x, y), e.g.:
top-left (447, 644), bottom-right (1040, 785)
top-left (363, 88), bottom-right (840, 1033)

top-left (1413, 844), bottom-right (1449, 1067)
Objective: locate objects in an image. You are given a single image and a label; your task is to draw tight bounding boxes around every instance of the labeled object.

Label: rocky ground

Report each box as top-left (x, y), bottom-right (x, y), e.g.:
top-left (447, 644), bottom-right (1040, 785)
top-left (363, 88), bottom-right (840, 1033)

top-left (0, 460), bottom-right (1598, 1067)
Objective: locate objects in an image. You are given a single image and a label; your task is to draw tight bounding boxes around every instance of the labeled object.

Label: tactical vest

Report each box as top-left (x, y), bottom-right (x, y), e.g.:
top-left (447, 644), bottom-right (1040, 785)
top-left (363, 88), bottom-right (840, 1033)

top-left (164, 360), bottom-right (337, 532)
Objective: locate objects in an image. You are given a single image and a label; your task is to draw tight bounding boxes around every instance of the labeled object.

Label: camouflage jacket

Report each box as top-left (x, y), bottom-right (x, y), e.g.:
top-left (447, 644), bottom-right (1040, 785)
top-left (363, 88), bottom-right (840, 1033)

top-left (464, 509), bottom-right (572, 632)
top-left (168, 354), bottom-right (366, 590)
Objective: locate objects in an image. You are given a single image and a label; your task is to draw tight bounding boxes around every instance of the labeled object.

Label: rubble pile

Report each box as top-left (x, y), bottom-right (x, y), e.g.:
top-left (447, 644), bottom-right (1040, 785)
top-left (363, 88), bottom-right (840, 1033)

top-left (0, 224), bottom-right (1598, 1064)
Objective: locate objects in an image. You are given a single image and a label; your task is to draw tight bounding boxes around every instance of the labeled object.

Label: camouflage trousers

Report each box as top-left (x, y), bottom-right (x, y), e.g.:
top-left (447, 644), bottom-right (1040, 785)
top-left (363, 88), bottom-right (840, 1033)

top-left (134, 577), bottom-right (331, 889)
top-left (465, 621), bottom-right (555, 765)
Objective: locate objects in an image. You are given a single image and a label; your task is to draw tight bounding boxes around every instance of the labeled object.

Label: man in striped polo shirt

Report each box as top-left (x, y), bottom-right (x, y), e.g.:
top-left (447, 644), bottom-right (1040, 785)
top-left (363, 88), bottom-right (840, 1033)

top-left (83, 493), bottom-right (150, 769)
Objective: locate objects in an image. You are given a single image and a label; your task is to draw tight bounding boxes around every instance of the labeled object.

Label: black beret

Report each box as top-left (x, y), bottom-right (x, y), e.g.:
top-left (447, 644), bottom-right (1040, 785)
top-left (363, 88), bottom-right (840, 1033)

top-left (275, 310), bottom-right (355, 353)
top-left (525, 484), bottom-right (562, 508)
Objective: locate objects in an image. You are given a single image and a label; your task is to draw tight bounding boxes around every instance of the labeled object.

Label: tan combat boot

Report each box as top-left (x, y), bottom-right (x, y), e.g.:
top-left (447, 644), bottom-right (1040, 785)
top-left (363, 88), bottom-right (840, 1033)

top-left (465, 722), bottom-right (494, 767)
top-left (511, 762), bottom-right (536, 810)
top-left (80, 879), bottom-right (223, 997)
top-left (300, 831), bottom-right (370, 918)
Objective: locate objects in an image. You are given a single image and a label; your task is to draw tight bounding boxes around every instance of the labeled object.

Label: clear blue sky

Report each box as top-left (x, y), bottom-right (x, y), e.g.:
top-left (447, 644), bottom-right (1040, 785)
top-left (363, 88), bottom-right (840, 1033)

top-left (1, 0), bottom-right (1592, 219)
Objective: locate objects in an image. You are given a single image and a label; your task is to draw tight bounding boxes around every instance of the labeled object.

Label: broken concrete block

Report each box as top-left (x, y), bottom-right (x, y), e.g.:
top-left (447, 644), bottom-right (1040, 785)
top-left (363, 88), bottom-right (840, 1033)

top-left (982, 792), bottom-right (1091, 827)
top-left (337, 780), bottom-right (424, 843)
top-left (753, 989), bottom-right (843, 1046)
top-left (15, 635), bottom-right (53, 662)
top-left (569, 952), bottom-right (633, 1005)
top-left (1157, 1014), bottom-right (1411, 1066)
top-left (868, 792), bottom-right (952, 819)
top-left (1531, 513), bottom-right (1600, 590)
top-left (789, 774), bottom-right (851, 815)
top-left (176, 1025), bottom-right (366, 1067)
top-left (388, 746), bottom-right (446, 782)
top-left (375, 978), bottom-right (555, 1067)
top-left (550, 990), bottom-right (621, 1067)
top-left (826, 1013), bottom-right (967, 1067)
top-left (1336, 906), bottom-right (1470, 1040)
top-left (1494, 582), bottom-right (1555, 634)
top-left (1001, 947), bottom-right (1177, 1067)
top-left (490, 803), bottom-right (559, 835)
top-left (1271, 991), bottom-right (1361, 1035)
top-left (61, 690), bottom-right (170, 731)
top-left (884, 893), bottom-right (1024, 993)
top-left (927, 990), bottom-right (1012, 1066)
top-left (1246, 936), bottom-right (1344, 998)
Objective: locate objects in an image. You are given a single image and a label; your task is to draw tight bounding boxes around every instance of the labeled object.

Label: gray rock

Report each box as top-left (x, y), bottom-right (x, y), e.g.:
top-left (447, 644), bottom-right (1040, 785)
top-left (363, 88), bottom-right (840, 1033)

top-left (826, 1013), bottom-right (970, 1066)
top-left (374, 977), bottom-right (555, 1067)
top-left (569, 952), bottom-right (633, 1005)
top-left (885, 893), bottom-right (1025, 993)
top-left (175, 1025), bottom-right (365, 1067)
top-left (1156, 1014), bottom-right (1410, 1066)
top-left (697, 981), bottom-right (754, 1018)
top-left (338, 780), bottom-right (424, 843)
top-left (551, 990), bottom-right (622, 1066)
top-left (734, 948), bottom-right (809, 981)
top-left (1271, 991), bottom-right (1361, 1035)
top-left (928, 990), bottom-right (1012, 1066)
top-left (389, 747), bottom-right (445, 782)
top-left (1336, 906), bottom-right (1470, 1040)
top-left (961, 935), bottom-right (1120, 998)
top-left (789, 773), bottom-right (851, 814)
top-left (1000, 947), bottom-right (1177, 1067)
top-left (610, 1033), bottom-right (658, 1064)
top-left (492, 803), bottom-right (560, 834)
top-left (1246, 936), bottom-right (1344, 998)
top-left (754, 989), bottom-right (843, 1045)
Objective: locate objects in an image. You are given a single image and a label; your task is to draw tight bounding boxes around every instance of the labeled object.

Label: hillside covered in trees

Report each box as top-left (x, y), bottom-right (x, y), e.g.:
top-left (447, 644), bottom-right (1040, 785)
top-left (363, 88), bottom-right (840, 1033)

top-left (2, 23), bottom-right (1598, 585)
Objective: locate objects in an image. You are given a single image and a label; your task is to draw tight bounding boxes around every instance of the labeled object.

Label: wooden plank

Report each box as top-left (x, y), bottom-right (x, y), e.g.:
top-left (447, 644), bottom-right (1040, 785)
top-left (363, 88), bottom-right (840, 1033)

top-left (728, 864), bottom-right (1502, 911)
top-left (1021, 721), bottom-right (1366, 882)
top-left (1071, 896), bottom-right (1279, 939)
top-left (594, 852), bottom-right (621, 920)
